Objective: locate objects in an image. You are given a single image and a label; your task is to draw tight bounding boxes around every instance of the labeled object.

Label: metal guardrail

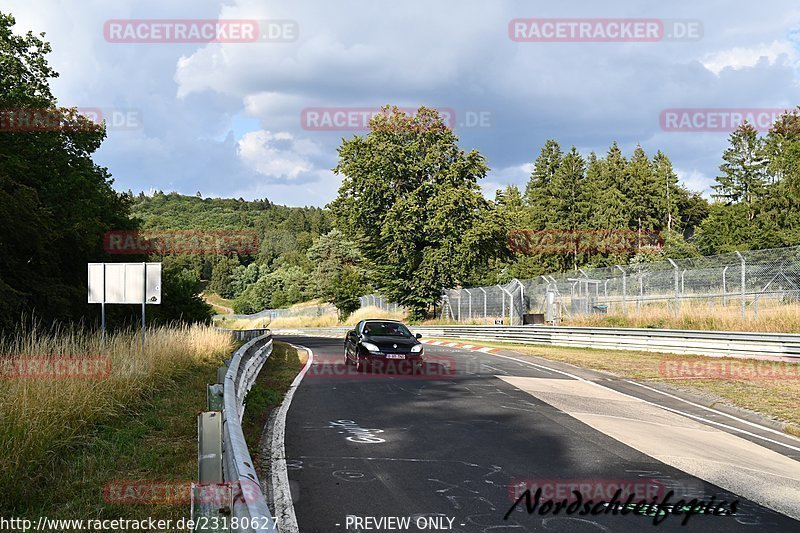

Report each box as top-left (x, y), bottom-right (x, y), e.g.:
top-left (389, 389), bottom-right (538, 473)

top-left (194, 331), bottom-right (278, 532)
top-left (215, 327), bottom-right (271, 342)
top-left (270, 325), bottom-right (800, 361)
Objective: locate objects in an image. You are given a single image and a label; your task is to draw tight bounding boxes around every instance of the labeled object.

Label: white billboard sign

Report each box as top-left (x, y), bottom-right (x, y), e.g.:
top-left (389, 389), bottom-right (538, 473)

top-left (88, 263), bottom-right (161, 304)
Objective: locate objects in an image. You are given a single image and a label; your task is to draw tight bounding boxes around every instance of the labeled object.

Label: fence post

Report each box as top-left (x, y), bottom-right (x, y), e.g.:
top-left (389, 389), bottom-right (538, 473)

top-left (512, 279), bottom-right (525, 319)
top-left (668, 259), bottom-right (679, 319)
top-left (616, 265), bottom-right (627, 315)
top-left (500, 285), bottom-right (515, 325)
top-left (498, 285), bottom-right (505, 324)
top-left (457, 290), bottom-right (462, 323)
top-left (722, 265), bottom-right (729, 306)
top-left (736, 251), bottom-right (745, 321)
top-left (464, 289), bottom-right (472, 321)
top-left (637, 270), bottom-right (643, 316)
top-left (478, 287), bottom-right (487, 319)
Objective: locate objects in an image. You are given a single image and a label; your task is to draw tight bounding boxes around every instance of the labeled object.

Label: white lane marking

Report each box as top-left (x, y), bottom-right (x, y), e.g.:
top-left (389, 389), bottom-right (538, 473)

top-left (487, 352), bottom-right (800, 453)
top-left (270, 343), bottom-right (313, 533)
top-left (623, 379), bottom-right (800, 443)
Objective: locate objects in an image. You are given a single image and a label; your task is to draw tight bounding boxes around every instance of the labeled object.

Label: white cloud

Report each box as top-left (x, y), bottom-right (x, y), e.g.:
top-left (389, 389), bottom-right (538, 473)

top-left (675, 168), bottom-right (714, 197)
top-left (701, 40), bottom-right (798, 75)
top-left (7, 0), bottom-right (800, 205)
top-left (236, 130), bottom-right (317, 179)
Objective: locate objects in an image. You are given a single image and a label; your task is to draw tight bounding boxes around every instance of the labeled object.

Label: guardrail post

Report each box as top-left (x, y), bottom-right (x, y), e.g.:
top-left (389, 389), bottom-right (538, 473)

top-left (736, 251), bottom-right (746, 321)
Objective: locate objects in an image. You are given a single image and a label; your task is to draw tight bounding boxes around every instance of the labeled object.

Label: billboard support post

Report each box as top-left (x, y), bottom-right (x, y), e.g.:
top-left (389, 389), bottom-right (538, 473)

top-left (142, 262), bottom-right (146, 353)
top-left (101, 263), bottom-right (106, 354)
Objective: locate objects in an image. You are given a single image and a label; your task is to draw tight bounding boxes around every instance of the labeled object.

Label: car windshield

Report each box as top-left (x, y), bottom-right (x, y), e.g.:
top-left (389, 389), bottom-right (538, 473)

top-left (363, 322), bottom-right (413, 337)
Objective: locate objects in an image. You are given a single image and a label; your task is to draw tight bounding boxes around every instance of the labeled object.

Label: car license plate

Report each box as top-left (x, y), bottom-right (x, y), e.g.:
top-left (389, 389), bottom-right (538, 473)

top-left (386, 354), bottom-right (405, 359)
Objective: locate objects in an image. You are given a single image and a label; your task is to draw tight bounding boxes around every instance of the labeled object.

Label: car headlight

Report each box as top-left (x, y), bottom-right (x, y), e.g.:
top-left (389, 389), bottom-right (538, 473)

top-left (362, 342), bottom-right (381, 353)
top-left (411, 344), bottom-right (423, 353)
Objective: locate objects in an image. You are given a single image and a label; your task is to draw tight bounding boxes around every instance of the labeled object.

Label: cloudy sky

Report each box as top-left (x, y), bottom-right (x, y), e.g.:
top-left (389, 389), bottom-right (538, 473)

top-left (6, 0), bottom-right (800, 206)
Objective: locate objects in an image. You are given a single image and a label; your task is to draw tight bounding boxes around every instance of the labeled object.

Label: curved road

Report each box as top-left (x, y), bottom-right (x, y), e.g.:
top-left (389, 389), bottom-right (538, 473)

top-left (273, 335), bottom-right (800, 533)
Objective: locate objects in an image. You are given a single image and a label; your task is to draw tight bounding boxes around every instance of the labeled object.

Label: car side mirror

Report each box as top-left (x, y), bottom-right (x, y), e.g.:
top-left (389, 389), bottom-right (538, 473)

top-left (415, 333), bottom-right (422, 339)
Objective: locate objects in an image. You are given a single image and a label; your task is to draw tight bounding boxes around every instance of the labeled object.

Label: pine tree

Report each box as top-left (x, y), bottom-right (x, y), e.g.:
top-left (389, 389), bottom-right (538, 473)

top-left (550, 146), bottom-right (586, 269)
top-left (713, 122), bottom-right (768, 221)
top-left (625, 145), bottom-right (660, 237)
top-left (652, 150), bottom-right (681, 232)
top-left (525, 140), bottom-right (562, 228)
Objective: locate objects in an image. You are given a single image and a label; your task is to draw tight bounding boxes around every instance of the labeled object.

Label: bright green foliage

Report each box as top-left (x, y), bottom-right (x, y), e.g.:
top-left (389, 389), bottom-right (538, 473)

top-left (208, 256), bottom-right (241, 298)
top-left (306, 229), bottom-right (367, 319)
top-left (0, 12), bottom-right (133, 330)
top-left (695, 117), bottom-right (800, 254)
top-left (330, 106), bottom-right (504, 320)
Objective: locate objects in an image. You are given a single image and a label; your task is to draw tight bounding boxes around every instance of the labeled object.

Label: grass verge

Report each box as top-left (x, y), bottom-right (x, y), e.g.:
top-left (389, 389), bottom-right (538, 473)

top-left (563, 302), bottom-right (800, 333)
top-left (216, 305), bottom-right (407, 330)
top-left (203, 292), bottom-right (235, 315)
top-left (241, 342), bottom-right (307, 464)
top-left (427, 337), bottom-right (800, 435)
top-left (0, 324), bottom-right (233, 520)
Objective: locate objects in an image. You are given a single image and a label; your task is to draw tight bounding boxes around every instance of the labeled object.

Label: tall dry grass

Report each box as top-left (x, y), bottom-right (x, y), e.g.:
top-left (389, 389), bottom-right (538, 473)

top-left (215, 316), bottom-right (272, 330)
top-left (267, 314), bottom-right (340, 328)
top-left (566, 301), bottom-right (800, 333)
top-left (216, 305), bottom-right (407, 330)
top-left (0, 324), bottom-right (233, 496)
top-left (341, 306), bottom-right (406, 325)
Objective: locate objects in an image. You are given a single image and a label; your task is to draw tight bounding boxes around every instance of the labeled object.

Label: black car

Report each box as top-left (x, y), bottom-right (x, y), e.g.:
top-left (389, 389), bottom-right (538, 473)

top-left (344, 319), bottom-right (424, 372)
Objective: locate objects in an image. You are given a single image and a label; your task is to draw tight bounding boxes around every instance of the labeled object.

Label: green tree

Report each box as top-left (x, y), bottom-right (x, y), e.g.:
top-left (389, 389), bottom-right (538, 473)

top-left (306, 229), bottom-right (366, 319)
top-left (0, 12), bottom-right (132, 330)
top-left (330, 106), bottom-right (503, 320)
top-left (713, 123), bottom-right (768, 220)
top-left (550, 146), bottom-right (586, 269)
top-left (524, 140), bottom-right (562, 228)
top-left (652, 150), bottom-right (682, 233)
top-left (208, 256), bottom-right (240, 298)
top-left (148, 266), bottom-right (213, 325)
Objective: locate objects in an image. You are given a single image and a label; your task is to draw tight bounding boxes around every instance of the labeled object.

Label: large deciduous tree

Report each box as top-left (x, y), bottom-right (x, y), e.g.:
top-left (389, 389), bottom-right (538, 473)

top-left (330, 106), bottom-right (503, 320)
top-left (0, 12), bottom-right (132, 330)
